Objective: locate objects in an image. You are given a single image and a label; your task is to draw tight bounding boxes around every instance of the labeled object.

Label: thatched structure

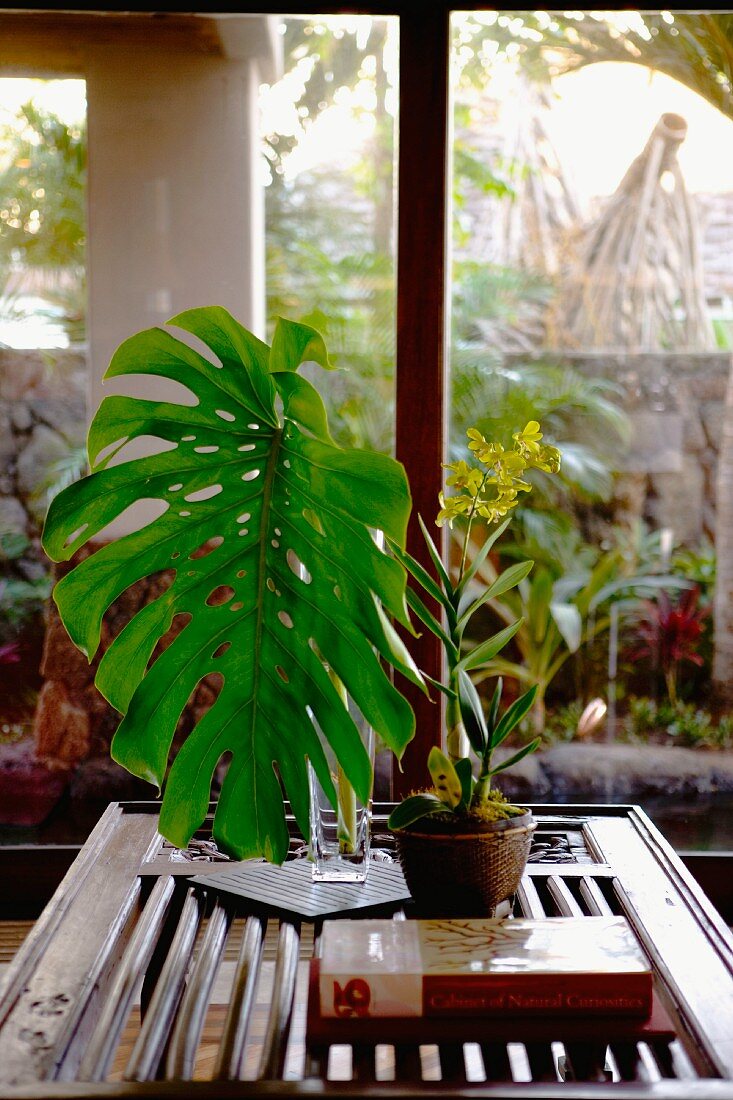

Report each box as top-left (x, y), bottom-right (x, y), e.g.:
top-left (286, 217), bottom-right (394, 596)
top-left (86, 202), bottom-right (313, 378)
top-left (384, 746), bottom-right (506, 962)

top-left (549, 113), bottom-right (715, 352)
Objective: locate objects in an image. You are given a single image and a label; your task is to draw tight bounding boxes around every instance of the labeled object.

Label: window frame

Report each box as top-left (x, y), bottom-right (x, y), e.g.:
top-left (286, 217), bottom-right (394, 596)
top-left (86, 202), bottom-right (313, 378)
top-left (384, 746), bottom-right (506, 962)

top-left (0, 2), bottom-right (456, 792)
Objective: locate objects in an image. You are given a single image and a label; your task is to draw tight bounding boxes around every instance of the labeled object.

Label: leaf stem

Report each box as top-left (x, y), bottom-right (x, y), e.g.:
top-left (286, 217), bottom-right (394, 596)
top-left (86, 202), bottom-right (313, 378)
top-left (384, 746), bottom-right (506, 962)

top-left (458, 469), bottom-right (492, 580)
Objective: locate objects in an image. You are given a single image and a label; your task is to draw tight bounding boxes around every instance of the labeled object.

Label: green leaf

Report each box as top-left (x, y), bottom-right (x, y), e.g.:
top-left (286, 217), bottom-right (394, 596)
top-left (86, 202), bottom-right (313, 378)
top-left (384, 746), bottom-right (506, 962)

top-left (457, 668), bottom-right (487, 756)
top-left (417, 514), bottom-right (452, 597)
top-left (486, 676), bottom-right (503, 737)
top-left (428, 746), bottom-right (463, 808)
top-left (490, 737), bottom-right (542, 776)
top-left (549, 601), bottom-right (582, 653)
top-left (42, 307), bottom-right (419, 864)
top-left (405, 587), bottom-right (458, 661)
top-left (455, 515), bottom-right (512, 599)
top-left (457, 618), bottom-right (523, 673)
top-left (457, 560), bottom-right (534, 630)
top-left (271, 371), bottom-right (333, 444)
top-left (490, 684), bottom-right (538, 751)
top-left (387, 793), bottom-right (449, 831)
top-left (388, 538), bottom-right (454, 619)
top-left (269, 316), bottom-right (334, 374)
top-left (454, 756), bottom-right (474, 808)
top-left (422, 674), bottom-right (457, 700)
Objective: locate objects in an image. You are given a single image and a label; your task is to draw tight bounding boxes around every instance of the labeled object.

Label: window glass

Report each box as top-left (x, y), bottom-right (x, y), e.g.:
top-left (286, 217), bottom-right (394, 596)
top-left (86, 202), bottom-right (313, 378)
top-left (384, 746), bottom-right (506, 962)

top-left (0, 11), bottom-right (398, 847)
top-left (449, 10), bottom-right (733, 850)
top-left (263, 15), bottom-right (398, 454)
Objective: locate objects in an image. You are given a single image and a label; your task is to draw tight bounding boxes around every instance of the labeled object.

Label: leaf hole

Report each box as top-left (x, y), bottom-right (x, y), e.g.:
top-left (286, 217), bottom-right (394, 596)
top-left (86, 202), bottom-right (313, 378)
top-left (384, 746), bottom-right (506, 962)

top-left (247, 423), bottom-right (260, 430)
top-left (266, 578), bottom-right (276, 592)
top-left (271, 539), bottom-right (280, 548)
top-left (274, 527), bottom-right (281, 537)
top-left (184, 484), bottom-right (223, 503)
top-left (216, 409), bottom-right (236, 422)
top-left (283, 458), bottom-right (291, 468)
top-left (237, 512), bottom-right (251, 524)
top-left (333, 584), bottom-right (342, 601)
top-left (168, 483), bottom-right (183, 492)
top-left (206, 585), bottom-right (235, 607)
top-left (194, 445), bottom-right (220, 454)
top-left (190, 535), bottom-right (224, 560)
top-left (238, 528), bottom-right (249, 537)
top-left (63, 523), bottom-right (88, 549)
top-left (230, 600), bottom-right (244, 612)
top-left (181, 435), bottom-right (196, 442)
top-left (171, 551), bottom-right (181, 560)
top-left (278, 610), bottom-right (294, 629)
top-left (179, 510), bottom-right (192, 517)
top-left (236, 569), bottom-right (246, 578)
top-left (238, 443), bottom-right (256, 452)
top-left (242, 469), bottom-right (260, 482)
top-left (212, 641), bottom-right (231, 659)
top-left (275, 665), bottom-right (289, 683)
top-left (150, 609), bottom-right (192, 663)
top-left (287, 548), bottom-right (311, 584)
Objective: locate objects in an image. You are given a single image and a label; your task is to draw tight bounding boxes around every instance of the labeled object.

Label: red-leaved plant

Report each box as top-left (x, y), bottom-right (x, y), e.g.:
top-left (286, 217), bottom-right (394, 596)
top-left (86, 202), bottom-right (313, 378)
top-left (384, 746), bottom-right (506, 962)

top-left (627, 587), bottom-right (708, 705)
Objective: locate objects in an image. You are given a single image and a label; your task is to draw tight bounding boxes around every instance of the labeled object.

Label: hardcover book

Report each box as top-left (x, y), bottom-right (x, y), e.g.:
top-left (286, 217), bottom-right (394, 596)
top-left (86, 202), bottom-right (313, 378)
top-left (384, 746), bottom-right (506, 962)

top-left (317, 916), bottom-right (653, 1019)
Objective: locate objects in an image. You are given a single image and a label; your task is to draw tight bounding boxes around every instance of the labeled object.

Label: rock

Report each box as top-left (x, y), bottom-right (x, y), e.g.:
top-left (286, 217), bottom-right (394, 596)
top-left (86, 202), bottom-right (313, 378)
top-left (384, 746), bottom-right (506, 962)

top-left (648, 461), bottom-right (705, 544)
top-left (10, 403), bottom-right (32, 432)
top-left (537, 743), bottom-right (733, 802)
top-left (40, 612), bottom-right (93, 688)
top-left (16, 424), bottom-right (71, 516)
top-left (0, 740), bottom-right (69, 826)
top-left (0, 408), bottom-right (14, 468)
top-left (0, 495), bottom-right (28, 539)
top-left (34, 680), bottom-right (91, 765)
top-left (701, 401), bottom-right (725, 451)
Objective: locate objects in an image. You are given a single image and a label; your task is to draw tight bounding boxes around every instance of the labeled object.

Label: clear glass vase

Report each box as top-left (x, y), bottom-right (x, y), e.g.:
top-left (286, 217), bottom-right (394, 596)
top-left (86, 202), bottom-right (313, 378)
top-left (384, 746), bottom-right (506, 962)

top-left (308, 711), bottom-right (375, 883)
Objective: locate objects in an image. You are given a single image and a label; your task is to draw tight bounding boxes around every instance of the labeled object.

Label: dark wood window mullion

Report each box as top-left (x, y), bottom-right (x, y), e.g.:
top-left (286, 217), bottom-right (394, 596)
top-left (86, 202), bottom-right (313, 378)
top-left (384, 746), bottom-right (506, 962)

top-left (394, 6), bottom-right (451, 795)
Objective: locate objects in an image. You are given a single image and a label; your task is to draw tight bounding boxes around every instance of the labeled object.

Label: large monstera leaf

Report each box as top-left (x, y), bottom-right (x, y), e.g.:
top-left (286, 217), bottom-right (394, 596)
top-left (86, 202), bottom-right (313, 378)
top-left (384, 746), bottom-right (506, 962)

top-left (42, 307), bottom-right (422, 862)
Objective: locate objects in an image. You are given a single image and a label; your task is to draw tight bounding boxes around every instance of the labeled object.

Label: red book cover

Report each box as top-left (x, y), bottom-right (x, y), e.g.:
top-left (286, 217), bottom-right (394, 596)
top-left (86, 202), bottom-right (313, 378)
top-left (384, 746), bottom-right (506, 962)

top-left (307, 960), bottom-right (675, 1046)
top-left (317, 917), bottom-right (653, 1019)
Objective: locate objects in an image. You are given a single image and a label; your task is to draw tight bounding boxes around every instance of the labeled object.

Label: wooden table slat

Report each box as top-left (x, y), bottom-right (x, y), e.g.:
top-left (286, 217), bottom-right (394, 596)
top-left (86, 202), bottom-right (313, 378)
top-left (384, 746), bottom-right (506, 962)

top-left (77, 876), bottom-right (176, 1084)
top-left (123, 889), bottom-right (204, 1082)
top-left (4, 803), bottom-right (733, 1096)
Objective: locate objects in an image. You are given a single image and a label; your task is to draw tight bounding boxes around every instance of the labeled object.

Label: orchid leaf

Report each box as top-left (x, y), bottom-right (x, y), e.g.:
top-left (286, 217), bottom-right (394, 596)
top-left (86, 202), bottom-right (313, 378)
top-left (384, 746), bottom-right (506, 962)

top-left (42, 307), bottom-right (419, 864)
top-left (428, 746), bottom-right (463, 808)
top-left (454, 516), bottom-right (512, 599)
top-left (417, 514), bottom-right (452, 597)
top-left (490, 684), bottom-right (538, 751)
top-left (457, 619), bottom-right (523, 673)
top-left (490, 737), bottom-right (542, 777)
top-left (454, 756), bottom-right (474, 808)
top-left (457, 560), bottom-right (534, 630)
top-left (457, 668), bottom-right (487, 756)
top-left (387, 793), bottom-right (448, 831)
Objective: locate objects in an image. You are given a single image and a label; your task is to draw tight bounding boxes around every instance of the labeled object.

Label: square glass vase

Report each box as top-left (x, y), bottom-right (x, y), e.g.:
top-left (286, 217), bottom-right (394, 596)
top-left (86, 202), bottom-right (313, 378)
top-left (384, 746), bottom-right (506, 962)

top-left (307, 722), bottom-right (375, 883)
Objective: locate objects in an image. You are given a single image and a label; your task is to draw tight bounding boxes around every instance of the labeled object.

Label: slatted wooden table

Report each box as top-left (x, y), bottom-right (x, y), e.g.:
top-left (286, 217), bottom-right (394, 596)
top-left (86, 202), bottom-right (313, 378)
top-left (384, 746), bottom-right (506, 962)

top-left (2, 802), bottom-right (733, 1099)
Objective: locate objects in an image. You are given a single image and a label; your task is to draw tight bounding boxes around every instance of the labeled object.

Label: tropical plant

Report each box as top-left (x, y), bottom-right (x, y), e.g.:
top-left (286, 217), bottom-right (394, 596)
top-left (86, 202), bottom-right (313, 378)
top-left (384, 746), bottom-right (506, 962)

top-left (471, 535), bottom-right (693, 732)
top-left (387, 421), bottom-right (561, 832)
top-left (451, 354), bottom-right (630, 505)
top-left (41, 307), bottom-right (425, 863)
top-left (622, 696), bottom-right (733, 750)
top-left (0, 101), bottom-right (86, 340)
top-left (626, 588), bottom-right (709, 706)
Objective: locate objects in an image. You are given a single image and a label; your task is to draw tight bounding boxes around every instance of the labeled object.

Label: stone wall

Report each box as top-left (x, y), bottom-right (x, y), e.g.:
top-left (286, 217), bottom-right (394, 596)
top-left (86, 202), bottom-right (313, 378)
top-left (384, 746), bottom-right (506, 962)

top-left (0, 348), bottom-right (87, 581)
top-left (562, 350), bottom-right (732, 545)
top-left (4, 347), bottom-right (733, 816)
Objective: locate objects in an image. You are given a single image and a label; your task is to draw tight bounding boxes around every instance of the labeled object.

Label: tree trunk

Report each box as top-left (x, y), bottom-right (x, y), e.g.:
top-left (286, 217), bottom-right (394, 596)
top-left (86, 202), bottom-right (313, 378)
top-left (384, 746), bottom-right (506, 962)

top-left (713, 355), bottom-right (733, 701)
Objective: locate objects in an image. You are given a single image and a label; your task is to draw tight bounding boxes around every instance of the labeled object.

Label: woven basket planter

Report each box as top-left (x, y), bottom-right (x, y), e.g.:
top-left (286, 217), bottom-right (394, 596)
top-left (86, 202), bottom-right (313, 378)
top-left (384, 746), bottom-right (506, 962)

top-left (394, 810), bottom-right (536, 917)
